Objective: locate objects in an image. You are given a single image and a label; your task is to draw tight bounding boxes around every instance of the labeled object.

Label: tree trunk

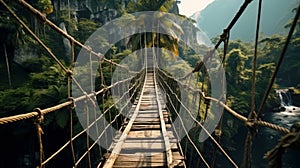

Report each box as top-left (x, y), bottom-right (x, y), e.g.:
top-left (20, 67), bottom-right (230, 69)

top-left (3, 43), bottom-right (12, 88)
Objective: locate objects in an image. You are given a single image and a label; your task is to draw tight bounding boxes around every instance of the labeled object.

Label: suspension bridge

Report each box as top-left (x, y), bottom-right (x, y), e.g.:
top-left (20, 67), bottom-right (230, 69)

top-left (0, 0), bottom-right (299, 168)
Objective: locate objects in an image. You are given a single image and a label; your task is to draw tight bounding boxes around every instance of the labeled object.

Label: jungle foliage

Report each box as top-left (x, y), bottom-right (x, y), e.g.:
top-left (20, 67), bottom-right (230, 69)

top-left (0, 0), bottom-right (299, 167)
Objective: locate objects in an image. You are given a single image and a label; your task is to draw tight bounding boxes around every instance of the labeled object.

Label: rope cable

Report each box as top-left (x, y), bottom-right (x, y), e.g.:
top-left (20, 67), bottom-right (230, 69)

top-left (193, 0), bottom-right (253, 73)
top-left (41, 72), bottom-right (143, 166)
top-left (158, 79), bottom-right (210, 167)
top-left (0, 0), bottom-right (298, 167)
top-left (157, 68), bottom-right (290, 133)
top-left (18, 0), bottom-right (136, 72)
top-left (257, 3), bottom-right (300, 115)
top-left (85, 100), bottom-right (92, 168)
top-left (157, 70), bottom-right (238, 167)
top-left (69, 105), bottom-right (76, 165)
top-left (0, 0), bottom-right (68, 73)
top-left (242, 1), bottom-right (263, 167)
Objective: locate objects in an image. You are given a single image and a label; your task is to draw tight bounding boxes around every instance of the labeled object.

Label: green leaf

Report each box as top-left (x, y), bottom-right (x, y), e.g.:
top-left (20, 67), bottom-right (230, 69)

top-left (55, 110), bottom-right (69, 128)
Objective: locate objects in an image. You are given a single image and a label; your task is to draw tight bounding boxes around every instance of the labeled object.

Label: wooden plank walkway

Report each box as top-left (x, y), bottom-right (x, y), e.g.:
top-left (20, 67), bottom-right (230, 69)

top-left (102, 69), bottom-right (185, 168)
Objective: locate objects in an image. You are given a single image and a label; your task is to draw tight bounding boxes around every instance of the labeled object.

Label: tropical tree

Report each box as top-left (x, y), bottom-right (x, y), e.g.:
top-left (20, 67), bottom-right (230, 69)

top-left (125, 0), bottom-right (183, 60)
top-left (225, 48), bottom-right (249, 86)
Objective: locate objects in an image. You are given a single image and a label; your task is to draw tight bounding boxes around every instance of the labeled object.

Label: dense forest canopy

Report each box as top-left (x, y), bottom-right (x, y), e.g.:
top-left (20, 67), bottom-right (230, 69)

top-left (0, 0), bottom-right (299, 167)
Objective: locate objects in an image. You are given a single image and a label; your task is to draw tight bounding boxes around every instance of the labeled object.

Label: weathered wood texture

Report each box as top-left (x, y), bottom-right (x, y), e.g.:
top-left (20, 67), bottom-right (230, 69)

top-left (102, 70), bottom-right (185, 168)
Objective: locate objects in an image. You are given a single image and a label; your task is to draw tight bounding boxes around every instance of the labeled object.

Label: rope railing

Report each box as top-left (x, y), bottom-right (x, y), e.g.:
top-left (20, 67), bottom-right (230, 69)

top-left (242, 0), bottom-right (262, 166)
top-left (0, 74), bottom-right (138, 125)
top-left (156, 75), bottom-right (210, 167)
top-left (40, 70), bottom-right (145, 166)
top-left (0, 6), bottom-right (144, 160)
top-left (157, 65), bottom-right (290, 166)
top-left (0, 0), bottom-right (141, 124)
top-left (192, 0), bottom-right (254, 74)
top-left (0, 101), bottom-right (72, 125)
top-left (156, 67), bottom-right (293, 168)
top-left (17, 0), bottom-right (136, 73)
top-left (257, 3), bottom-right (300, 115)
top-left (166, 105), bottom-right (187, 167)
top-left (165, 92), bottom-right (210, 167)
top-left (41, 71), bottom-right (145, 166)
top-left (157, 68), bottom-right (290, 134)
top-left (0, 0), bottom-right (298, 167)
top-left (156, 69), bottom-right (238, 168)
top-left (0, 0), bottom-right (134, 106)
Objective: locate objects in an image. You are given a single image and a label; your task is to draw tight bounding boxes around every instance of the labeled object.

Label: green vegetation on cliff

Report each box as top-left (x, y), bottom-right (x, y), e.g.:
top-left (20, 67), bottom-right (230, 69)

top-left (0, 0), bottom-right (299, 167)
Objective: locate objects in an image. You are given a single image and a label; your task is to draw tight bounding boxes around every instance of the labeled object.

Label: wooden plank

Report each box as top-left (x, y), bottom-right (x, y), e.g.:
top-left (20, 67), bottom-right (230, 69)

top-left (141, 95), bottom-right (157, 98)
top-left (130, 125), bottom-right (161, 130)
top-left (113, 153), bottom-right (184, 167)
top-left (103, 70), bottom-right (185, 168)
top-left (116, 155), bottom-right (166, 162)
top-left (131, 118), bottom-right (161, 123)
top-left (136, 113), bottom-right (159, 118)
top-left (141, 99), bottom-right (155, 103)
top-left (124, 139), bottom-right (178, 144)
top-left (115, 152), bottom-right (184, 162)
top-left (153, 70), bottom-right (173, 167)
top-left (103, 73), bottom-right (149, 168)
top-left (131, 121), bottom-right (161, 125)
top-left (113, 161), bottom-right (165, 167)
top-left (138, 109), bottom-right (159, 112)
top-left (122, 142), bottom-right (164, 149)
top-left (127, 130), bottom-right (162, 138)
top-left (134, 118), bottom-right (160, 121)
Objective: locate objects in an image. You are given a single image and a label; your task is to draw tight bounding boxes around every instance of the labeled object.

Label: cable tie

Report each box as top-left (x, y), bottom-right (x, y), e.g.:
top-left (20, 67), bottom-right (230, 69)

top-left (34, 108), bottom-right (44, 123)
top-left (68, 97), bottom-right (76, 109)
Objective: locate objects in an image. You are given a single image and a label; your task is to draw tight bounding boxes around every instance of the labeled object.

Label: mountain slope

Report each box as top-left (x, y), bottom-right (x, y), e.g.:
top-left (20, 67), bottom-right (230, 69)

top-left (192, 0), bottom-right (298, 41)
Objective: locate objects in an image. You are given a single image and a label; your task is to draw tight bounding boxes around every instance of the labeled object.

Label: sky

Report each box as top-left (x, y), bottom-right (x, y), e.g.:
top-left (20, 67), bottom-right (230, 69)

top-left (178, 0), bottom-right (215, 17)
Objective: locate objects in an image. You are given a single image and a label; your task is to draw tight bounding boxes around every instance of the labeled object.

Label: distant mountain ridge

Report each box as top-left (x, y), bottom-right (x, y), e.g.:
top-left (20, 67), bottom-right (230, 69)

top-left (192, 0), bottom-right (298, 41)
